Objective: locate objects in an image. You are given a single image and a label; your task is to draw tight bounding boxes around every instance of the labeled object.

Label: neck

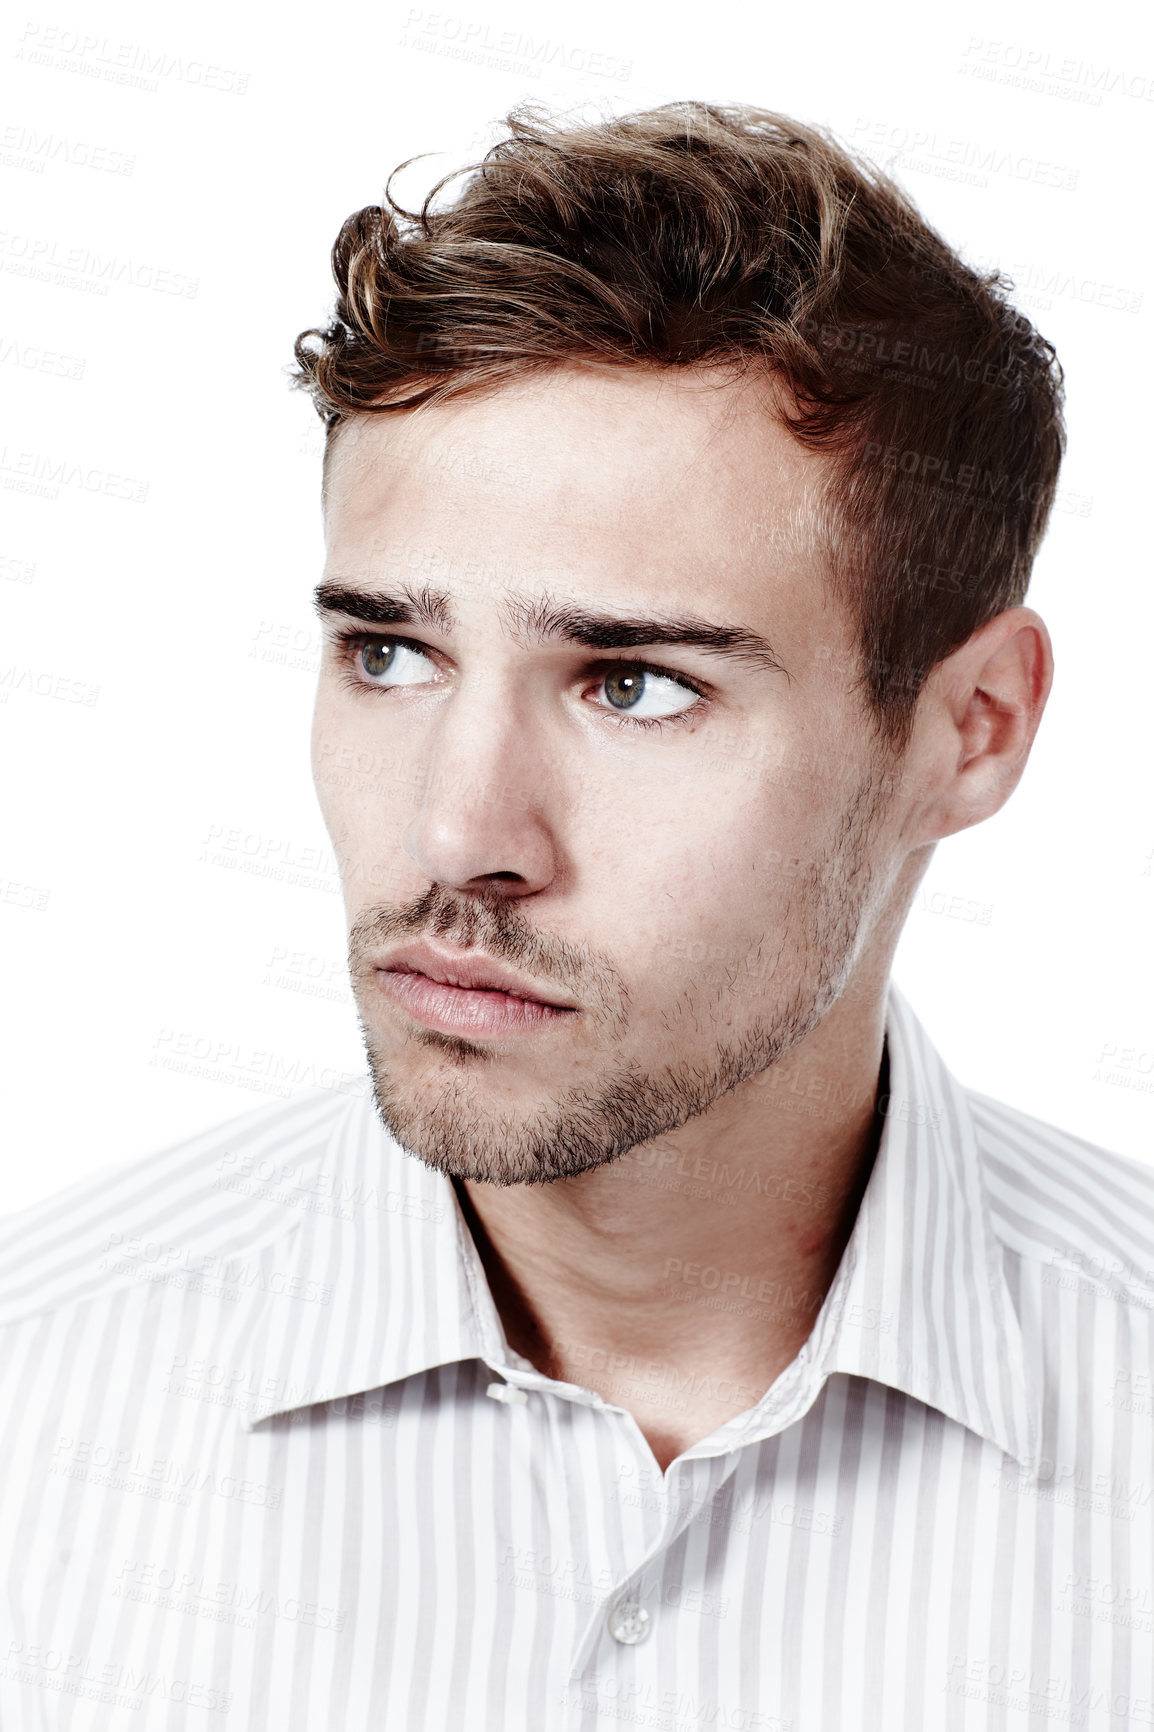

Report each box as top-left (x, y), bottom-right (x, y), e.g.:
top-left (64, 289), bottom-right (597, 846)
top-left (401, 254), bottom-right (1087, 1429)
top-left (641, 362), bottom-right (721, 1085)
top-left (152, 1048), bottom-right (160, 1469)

top-left (455, 977), bottom-right (890, 1471)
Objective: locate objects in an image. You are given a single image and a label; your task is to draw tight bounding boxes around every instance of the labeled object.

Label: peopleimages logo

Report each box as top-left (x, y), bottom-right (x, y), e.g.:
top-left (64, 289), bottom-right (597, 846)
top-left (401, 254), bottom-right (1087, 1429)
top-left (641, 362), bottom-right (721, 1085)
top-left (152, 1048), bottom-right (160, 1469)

top-left (0, 337), bottom-right (85, 379)
top-left (15, 22), bottom-right (250, 96)
top-left (397, 9), bottom-right (631, 81)
top-left (0, 122), bottom-right (135, 175)
top-left (0, 446), bottom-right (148, 502)
top-left (112, 1559), bottom-right (348, 1633)
top-left (0, 230), bottom-right (197, 297)
top-left (960, 37), bottom-right (1154, 104)
top-left (852, 119), bottom-right (1079, 192)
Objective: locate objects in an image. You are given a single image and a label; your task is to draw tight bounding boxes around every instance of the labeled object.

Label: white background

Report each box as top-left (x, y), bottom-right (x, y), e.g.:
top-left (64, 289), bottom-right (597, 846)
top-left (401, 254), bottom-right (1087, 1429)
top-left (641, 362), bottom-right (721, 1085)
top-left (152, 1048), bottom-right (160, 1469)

top-left (2, 0), bottom-right (1151, 1213)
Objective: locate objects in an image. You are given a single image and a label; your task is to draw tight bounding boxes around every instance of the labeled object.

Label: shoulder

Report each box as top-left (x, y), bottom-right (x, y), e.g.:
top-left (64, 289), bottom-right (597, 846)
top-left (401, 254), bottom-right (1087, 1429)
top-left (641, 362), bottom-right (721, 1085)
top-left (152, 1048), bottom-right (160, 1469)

top-left (969, 1087), bottom-right (1154, 1295)
top-left (0, 1084), bottom-right (363, 1327)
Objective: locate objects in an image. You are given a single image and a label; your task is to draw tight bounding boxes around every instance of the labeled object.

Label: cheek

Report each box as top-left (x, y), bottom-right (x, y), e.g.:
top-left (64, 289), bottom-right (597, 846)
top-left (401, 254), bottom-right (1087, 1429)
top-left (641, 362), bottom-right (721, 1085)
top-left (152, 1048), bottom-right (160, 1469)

top-left (625, 778), bottom-right (814, 894)
top-left (310, 688), bottom-right (347, 815)
top-left (598, 823), bottom-right (793, 971)
top-left (311, 686), bottom-right (405, 804)
top-left (310, 698), bottom-right (395, 885)
top-left (597, 779), bottom-right (850, 996)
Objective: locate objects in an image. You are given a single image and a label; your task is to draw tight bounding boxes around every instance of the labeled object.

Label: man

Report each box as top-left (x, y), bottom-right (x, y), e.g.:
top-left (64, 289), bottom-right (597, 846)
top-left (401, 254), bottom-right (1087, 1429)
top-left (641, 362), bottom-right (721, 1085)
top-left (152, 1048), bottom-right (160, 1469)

top-left (2, 101), bottom-right (1151, 1730)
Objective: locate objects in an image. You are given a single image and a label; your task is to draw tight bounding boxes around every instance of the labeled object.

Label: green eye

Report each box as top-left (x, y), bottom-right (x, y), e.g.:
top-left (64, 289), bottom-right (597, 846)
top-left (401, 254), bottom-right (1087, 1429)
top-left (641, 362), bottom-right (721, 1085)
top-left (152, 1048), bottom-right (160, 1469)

top-left (356, 640), bottom-right (436, 687)
top-left (604, 668), bottom-right (646, 710)
top-left (362, 641), bottom-right (396, 678)
top-left (596, 665), bottom-right (700, 722)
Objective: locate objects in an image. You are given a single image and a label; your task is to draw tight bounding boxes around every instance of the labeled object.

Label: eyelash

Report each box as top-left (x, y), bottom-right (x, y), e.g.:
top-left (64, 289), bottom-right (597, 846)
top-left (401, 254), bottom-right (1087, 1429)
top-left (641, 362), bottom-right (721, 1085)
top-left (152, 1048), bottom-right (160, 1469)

top-left (328, 628), bottom-right (708, 731)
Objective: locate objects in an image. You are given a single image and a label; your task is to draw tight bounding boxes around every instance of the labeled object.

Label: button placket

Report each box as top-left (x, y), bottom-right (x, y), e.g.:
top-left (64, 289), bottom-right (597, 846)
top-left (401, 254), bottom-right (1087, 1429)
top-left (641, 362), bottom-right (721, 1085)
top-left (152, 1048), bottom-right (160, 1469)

top-left (598, 1461), bottom-right (707, 1653)
top-left (569, 1423), bottom-right (689, 1676)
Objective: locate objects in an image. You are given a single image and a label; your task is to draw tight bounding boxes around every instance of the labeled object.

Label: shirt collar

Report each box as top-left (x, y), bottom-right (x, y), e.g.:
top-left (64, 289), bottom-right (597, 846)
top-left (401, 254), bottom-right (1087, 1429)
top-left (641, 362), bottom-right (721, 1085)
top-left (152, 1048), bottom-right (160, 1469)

top-left (242, 984), bottom-right (1039, 1469)
top-left (727, 982), bottom-right (1040, 1469)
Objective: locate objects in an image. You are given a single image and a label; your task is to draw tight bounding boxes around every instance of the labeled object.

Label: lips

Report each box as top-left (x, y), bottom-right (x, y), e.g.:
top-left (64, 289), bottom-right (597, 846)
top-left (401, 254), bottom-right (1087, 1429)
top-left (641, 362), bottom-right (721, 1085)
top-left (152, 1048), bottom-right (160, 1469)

top-left (372, 941), bottom-right (578, 1037)
top-left (378, 942), bottom-right (574, 1005)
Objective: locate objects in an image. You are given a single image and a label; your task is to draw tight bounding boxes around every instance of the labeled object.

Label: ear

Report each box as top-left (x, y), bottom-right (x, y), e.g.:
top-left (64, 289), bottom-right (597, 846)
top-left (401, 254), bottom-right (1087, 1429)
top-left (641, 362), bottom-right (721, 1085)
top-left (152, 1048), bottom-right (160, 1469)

top-left (905, 606), bottom-right (1054, 843)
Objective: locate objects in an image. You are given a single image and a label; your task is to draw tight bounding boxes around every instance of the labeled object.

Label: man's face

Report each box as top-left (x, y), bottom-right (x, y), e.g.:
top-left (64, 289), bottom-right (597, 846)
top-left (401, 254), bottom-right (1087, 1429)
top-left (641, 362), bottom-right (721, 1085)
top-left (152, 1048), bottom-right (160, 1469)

top-left (313, 364), bottom-right (909, 1184)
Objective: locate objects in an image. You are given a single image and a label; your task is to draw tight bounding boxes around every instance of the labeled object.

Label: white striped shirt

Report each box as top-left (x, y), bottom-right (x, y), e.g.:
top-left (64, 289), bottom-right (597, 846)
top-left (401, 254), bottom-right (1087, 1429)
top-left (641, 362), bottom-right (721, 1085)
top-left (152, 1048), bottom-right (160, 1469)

top-left (2, 984), bottom-right (1153, 1730)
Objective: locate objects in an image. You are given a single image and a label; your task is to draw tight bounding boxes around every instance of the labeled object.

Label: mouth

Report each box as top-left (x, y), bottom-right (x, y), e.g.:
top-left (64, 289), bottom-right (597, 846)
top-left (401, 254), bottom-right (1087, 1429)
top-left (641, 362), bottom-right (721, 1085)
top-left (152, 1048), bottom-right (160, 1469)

top-left (372, 941), bottom-right (579, 1038)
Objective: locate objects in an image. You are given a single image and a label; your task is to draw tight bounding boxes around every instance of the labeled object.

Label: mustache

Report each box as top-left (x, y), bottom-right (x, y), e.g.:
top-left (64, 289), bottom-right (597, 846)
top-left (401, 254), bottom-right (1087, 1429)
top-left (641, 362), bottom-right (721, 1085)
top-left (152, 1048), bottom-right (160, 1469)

top-left (347, 883), bottom-right (627, 1015)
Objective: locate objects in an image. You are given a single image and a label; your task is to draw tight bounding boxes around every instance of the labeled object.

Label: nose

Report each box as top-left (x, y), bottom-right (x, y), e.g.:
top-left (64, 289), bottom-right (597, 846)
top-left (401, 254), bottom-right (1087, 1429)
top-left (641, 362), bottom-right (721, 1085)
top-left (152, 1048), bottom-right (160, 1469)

top-left (402, 685), bottom-right (559, 897)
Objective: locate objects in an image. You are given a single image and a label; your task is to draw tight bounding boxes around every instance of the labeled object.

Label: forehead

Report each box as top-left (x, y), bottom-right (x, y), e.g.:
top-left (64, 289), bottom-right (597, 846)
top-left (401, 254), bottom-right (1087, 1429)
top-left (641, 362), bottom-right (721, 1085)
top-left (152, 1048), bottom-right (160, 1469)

top-left (322, 364), bottom-right (831, 626)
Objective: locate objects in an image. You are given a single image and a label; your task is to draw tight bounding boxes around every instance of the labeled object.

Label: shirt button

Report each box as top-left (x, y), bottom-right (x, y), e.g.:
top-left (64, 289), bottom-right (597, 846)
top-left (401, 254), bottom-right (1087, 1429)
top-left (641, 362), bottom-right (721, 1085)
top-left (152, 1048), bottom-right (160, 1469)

top-left (485, 1381), bottom-right (529, 1406)
top-left (607, 1600), bottom-right (651, 1645)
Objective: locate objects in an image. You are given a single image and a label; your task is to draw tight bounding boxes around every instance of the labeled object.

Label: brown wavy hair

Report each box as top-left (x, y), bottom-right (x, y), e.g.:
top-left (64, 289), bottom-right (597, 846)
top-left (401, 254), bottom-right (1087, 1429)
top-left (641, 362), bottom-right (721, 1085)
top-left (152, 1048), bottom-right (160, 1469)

top-left (292, 100), bottom-right (1065, 748)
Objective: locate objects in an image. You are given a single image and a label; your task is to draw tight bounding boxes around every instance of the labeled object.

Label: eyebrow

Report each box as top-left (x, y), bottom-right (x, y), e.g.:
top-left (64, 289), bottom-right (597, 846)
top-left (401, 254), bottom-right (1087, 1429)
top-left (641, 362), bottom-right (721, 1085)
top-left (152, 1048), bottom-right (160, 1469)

top-left (313, 582), bottom-right (788, 676)
top-left (314, 582), bottom-right (452, 632)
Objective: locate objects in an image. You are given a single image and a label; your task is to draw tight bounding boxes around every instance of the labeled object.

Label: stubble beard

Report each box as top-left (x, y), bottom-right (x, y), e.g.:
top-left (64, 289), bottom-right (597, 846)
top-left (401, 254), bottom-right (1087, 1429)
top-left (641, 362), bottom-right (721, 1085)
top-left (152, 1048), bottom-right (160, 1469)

top-left (351, 772), bottom-right (890, 1187)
